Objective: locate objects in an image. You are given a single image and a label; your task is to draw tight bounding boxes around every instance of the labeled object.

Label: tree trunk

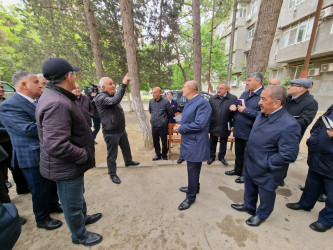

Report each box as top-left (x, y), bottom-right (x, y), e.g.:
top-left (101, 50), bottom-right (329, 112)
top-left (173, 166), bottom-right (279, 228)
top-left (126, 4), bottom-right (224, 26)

top-left (207, 0), bottom-right (215, 93)
top-left (83, 0), bottom-right (105, 80)
top-left (246, 0), bottom-right (283, 76)
top-left (192, 0), bottom-right (202, 91)
top-left (119, 0), bottom-right (153, 148)
top-left (157, 0), bottom-right (163, 87)
top-left (126, 90), bottom-right (134, 112)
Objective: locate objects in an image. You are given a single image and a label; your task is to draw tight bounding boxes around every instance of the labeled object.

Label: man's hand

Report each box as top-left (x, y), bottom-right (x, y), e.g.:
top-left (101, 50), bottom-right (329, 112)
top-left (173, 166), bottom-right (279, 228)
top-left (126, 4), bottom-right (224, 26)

top-left (122, 73), bottom-right (130, 85)
top-left (327, 129), bottom-right (333, 138)
top-left (230, 104), bottom-right (237, 111)
top-left (237, 105), bottom-right (246, 113)
top-left (173, 124), bottom-right (181, 133)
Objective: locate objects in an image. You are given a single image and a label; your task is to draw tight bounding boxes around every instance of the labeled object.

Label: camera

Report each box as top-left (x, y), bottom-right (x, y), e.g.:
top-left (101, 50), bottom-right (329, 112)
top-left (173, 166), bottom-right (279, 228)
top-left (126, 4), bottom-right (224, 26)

top-left (84, 82), bottom-right (99, 96)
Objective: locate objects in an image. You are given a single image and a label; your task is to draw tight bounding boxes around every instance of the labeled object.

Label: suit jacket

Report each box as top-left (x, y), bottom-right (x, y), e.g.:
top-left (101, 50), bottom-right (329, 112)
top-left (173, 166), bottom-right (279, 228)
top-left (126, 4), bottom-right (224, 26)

top-left (233, 86), bottom-right (264, 140)
top-left (0, 93), bottom-right (40, 168)
top-left (168, 99), bottom-right (178, 123)
top-left (209, 92), bottom-right (237, 137)
top-left (179, 95), bottom-right (212, 162)
top-left (243, 108), bottom-right (301, 191)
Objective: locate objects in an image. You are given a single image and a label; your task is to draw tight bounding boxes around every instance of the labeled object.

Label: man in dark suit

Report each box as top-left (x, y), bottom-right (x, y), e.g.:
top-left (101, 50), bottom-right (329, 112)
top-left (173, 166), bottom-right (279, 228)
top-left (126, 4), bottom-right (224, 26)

top-left (208, 82), bottom-right (237, 165)
top-left (225, 72), bottom-right (264, 183)
top-left (0, 71), bottom-right (62, 230)
top-left (173, 80), bottom-right (211, 210)
top-left (286, 104), bottom-right (333, 233)
top-left (166, 91), bottom-right (178, 123)
top-left (231, 85), bottom-right (301, 226)
top-left (72, 83), bottom-right (94, 127)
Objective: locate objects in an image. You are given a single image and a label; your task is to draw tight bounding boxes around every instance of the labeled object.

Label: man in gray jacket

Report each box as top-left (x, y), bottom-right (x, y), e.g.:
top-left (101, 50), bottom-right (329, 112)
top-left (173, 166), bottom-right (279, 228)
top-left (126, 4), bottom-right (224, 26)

top-left (37, 57), bottom-right (102, 246)
top-left (149, 87), bottom-right (173, 161)
top-left (95, 75), bottom-right (139, 184)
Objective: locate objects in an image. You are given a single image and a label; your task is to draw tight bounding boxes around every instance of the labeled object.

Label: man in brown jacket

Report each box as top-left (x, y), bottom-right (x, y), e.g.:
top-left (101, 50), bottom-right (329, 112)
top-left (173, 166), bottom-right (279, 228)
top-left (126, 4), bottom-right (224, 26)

top-left (36, 57), bottom-right (102, 247)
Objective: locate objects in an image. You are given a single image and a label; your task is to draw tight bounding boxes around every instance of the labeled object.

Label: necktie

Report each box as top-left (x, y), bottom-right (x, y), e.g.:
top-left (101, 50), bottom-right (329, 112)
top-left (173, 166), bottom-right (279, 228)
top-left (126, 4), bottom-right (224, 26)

top-left (249, 91), bottom-right (255, 97)
top-left (33, 100), bottom-right (38, 106)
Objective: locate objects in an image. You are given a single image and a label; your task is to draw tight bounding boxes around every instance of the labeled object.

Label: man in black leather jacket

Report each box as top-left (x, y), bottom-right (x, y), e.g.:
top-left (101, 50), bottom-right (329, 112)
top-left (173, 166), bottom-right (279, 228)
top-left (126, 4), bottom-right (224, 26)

top-left (95, 74), bottom-right (139, 184)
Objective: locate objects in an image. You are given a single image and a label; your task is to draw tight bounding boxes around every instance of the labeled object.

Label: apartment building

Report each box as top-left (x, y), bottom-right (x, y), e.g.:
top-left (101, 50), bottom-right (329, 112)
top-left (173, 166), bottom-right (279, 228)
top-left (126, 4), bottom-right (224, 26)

top-left (217, 0), bottom-right (333, 109)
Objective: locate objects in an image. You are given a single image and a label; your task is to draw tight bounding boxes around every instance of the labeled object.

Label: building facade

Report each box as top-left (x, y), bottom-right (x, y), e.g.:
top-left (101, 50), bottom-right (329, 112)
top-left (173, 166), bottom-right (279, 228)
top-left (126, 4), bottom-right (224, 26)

top-left (217, 0), bottom-right (333, 110)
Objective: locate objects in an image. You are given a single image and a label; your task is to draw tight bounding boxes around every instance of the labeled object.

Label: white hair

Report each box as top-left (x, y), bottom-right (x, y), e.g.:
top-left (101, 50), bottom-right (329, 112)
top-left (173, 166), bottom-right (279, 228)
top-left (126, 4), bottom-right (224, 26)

top-left (99, 77), bottom-right (107, 89)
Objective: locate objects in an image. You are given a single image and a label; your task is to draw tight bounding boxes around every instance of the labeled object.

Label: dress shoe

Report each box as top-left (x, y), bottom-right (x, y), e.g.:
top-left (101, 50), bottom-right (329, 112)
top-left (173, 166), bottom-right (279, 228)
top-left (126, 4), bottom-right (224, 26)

top-left (163, 157), bottom-right (168, 160)
top-left (179, 184), bottom-right (200, 194)
top-left (5, 180), bottom-right (12, 188)
top-left (225, 169), bottom-right (239, 176)
top-left (235, 176), bottom-right (245, 183)
top-left (309, 221), bottom-right (332, 232)
top-left (125, 161), bottom-right (140, 166)
top-left (85, 213), bottom-right (102, 225)
top-left (231, 204), bottom-right (255, 215)
top-left (207, 158), bottom-right (215, 165)
top-left (110, 175), bottom-right (121, 184)
top-left (178, 199), bottom-right (195, 210)
top-left (94, 140), bottom-right (98, 145)
top-left (20, 217), bottom-right (27, 225)
top-left (285, 203), bottom-right (311, 211)
top-left (246, 215), bottom-right (265, 227)
top-left (72, 231), bottom-right (103, 246)
top-left (177, 158), bottom-right (185, 164)
top-left (50, 203), bottom-right (63, 213)
top-left (152, 156), bottom-right (161, 161)
top-left (300, 187), bottom-right (305, 191)
top-left (318, 194), bottom-right (327, 202)
top-left (220, 158), bottom-right (228, 166)
top-left (37, 218), bottom-right (62, 230)
top-left (279, 180), bottom-right (285, 187)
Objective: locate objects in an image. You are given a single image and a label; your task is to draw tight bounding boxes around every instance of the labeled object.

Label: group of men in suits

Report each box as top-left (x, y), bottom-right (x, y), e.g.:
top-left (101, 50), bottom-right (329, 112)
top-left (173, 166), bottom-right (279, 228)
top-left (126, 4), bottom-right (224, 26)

top-left (176, 74), bottom-right (331, 233)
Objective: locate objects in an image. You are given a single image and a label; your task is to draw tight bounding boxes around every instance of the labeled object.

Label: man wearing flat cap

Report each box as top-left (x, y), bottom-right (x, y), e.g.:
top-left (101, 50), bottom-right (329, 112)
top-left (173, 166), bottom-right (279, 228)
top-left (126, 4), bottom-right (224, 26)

top-left (36, 57), bottom-right (102, 246)
top-left (282, 78), bottom-right (318, 186)
top-left (285, 78), bottom-right (318, 138)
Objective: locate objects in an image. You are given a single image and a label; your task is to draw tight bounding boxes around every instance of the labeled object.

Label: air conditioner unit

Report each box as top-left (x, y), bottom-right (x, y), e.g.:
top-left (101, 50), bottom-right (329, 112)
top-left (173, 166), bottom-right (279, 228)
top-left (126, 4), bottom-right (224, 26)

top-left (321, 63), bottom-right (333, 72)
top-left (320, 6), bottom-right (333, 19)
top-left (246, 14), bottom-right (252, 22)
top-left (308, 68), bottom-right (320, 76)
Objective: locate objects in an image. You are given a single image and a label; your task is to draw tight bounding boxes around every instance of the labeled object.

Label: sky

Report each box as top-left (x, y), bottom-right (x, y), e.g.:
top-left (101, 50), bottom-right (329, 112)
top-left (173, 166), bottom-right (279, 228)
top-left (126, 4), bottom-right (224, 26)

top-left (1, 0), bottom-right (22, 6)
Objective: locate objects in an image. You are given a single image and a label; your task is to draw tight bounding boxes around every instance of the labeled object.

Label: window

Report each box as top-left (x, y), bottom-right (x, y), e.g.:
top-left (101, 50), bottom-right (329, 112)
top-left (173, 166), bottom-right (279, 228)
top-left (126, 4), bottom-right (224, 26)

top-left (280, 16), bottom-right (314, 48)
top-left (248, 26), bottom-right (255, 40)
top-left (237, 7), bottom-right (247, 18)
top-left (289, 0), bottom-right (304, 9)
top-left (330, 20), bottom-right (333, 34)
top-left (251, 0), bottom-right (258, 15)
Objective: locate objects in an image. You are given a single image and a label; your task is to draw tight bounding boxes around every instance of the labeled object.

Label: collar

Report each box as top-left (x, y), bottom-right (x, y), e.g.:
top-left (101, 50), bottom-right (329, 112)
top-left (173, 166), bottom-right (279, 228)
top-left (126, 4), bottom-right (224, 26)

top-left (46, 82), bottom-right (76, 101)
top-left (16, 91), bottom-right (35, 103)
top-left (253, 86), bottom-right (263, 94)
top-left (287, 90), bottom-right (309, 104)
top-left (263, 107), bottom-right (285, 123)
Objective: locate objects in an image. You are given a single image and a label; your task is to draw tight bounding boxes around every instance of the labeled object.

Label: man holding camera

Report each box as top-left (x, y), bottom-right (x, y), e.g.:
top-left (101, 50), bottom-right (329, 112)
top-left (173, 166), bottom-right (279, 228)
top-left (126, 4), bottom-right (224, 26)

top-left (72, 83), bottom-right (94, 127)
top-left (226, 72), bottom-right (264, 184)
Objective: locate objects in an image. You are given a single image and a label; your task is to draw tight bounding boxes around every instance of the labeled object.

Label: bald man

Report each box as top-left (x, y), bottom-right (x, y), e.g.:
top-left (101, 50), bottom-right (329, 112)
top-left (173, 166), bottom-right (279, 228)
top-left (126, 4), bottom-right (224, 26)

top-left (95, 75), bottom-right (140, 184)
top-left (149, 87), bottom-right (173, 161)
top-left (269, 79), bottom-right (281, 86)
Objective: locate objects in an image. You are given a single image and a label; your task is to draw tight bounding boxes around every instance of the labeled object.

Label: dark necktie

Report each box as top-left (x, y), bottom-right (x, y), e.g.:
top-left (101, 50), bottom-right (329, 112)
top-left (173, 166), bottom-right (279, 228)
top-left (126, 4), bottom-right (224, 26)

top-left (249, 91), bottom-right (255, 97)
top-left (33, 100), bottom-right (38, 106)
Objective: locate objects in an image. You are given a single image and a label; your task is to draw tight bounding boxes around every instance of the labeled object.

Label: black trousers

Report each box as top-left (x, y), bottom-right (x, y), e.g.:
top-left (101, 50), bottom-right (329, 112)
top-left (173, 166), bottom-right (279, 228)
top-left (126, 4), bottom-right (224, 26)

top-left (209, 135), bottom-right (228, 160)
top-left (186, 161), bottom-right (202, 201)
top-left (152, 126), bottom-right (168, 158)
top-left (103, 130), bottom-right (133, 176)
top-left (1, 141), bottom-right (29, 194)
top-left (234, 138), bottom-right (248, 176)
